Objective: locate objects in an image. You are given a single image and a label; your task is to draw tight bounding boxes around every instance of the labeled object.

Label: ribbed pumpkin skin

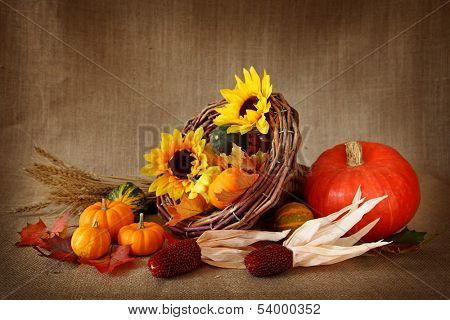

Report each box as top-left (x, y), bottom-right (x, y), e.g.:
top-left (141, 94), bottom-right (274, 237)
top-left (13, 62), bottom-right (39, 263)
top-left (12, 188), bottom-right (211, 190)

top-left (107, 182), bottom-right (147, 213)
top-left (71, 225), bottom-right (111, 259)
top-left (79, 200), bottom-right (134, 240)
top-left (118, 222), bottom-right (165, 256)
top-left (304, 141), bottom-right (420, 242)
top-left (274, 202), bottom-right (313, 231)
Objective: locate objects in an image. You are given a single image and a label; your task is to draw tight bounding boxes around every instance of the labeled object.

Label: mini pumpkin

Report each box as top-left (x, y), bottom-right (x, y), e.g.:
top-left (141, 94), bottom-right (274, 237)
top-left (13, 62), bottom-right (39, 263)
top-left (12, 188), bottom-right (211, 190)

top-left (274, 202), bottom-right (314, 231)
top-left (71, 219), bottom-right (111, 259)
top-left (118, 213), bottom-right (165, 256)
top-left (79, 198), bottom-right (134, 240)
top-left (107, 182), bottom-right (147, 214)
top-left (208, 168), bottom-right (259, 209)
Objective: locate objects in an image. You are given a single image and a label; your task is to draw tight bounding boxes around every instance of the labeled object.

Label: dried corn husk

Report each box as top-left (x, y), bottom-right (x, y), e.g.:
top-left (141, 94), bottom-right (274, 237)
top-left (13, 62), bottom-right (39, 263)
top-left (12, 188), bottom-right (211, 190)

top-left (198, 229), bottom-right (290, 268)
top-left (197, 187), bottom-right (390, 268)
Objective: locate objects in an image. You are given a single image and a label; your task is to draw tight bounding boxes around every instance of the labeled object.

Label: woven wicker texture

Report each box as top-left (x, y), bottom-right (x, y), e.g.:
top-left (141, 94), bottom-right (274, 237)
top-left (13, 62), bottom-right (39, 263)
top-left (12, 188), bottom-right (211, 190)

top-left (157, 93), bottom-right (306, 237)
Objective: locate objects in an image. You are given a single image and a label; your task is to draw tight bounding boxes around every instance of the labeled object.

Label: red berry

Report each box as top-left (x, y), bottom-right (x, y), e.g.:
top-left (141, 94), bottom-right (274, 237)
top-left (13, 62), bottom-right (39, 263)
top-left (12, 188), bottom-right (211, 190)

top-left (148, 239), bottom-right (202, 278)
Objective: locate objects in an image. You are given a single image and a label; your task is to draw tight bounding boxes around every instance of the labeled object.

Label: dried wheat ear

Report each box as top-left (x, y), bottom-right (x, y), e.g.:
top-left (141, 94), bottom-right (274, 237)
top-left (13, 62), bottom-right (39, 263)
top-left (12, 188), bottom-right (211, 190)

top-left (14, 146), bottom-right (154, 216)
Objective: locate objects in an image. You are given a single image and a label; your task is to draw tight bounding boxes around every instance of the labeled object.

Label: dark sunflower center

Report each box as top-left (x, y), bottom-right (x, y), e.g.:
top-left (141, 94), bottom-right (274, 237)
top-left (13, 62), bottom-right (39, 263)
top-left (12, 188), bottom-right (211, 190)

top-left (169, 149), bottom-right (195, 179)
top-left (239, 96), bottom-right (259, 117)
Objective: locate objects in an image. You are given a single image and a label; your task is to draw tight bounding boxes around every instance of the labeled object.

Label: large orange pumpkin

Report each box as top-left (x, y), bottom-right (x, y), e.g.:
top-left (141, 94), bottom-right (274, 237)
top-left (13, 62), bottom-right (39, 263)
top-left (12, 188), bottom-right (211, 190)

top-left (71, 220), bottom-right (111, 259)
top-left (304, 141), bottom-right (420, 242)
top-left (118, 213), bottom-right (165, 256)
top-left (79, 199), bottom-right (134, 240)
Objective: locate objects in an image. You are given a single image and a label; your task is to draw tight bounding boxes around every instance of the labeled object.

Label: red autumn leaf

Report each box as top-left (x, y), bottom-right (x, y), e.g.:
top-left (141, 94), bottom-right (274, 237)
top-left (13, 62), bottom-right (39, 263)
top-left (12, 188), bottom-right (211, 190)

top-left (50, 211), bottom-right (73, 237)
top-left (80, 255), bottom-right (110, 273)
top-left (34, 236), bottom-right (78, 263)
top-left (16, 219), bottom-right (49, 247)
top-left (164, 231), bottom-right (179, 245)
top-left (108, 245), bottom-right (135, 273)
top-left (81, 245), bottom-right (135, 274)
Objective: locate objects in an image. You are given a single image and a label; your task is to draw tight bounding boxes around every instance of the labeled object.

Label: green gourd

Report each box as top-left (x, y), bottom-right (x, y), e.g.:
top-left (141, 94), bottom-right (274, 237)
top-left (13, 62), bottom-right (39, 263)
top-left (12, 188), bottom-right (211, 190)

top-left (107, 182), bottom-right (147, 214)
top-left (210, 125), bottom-right (247, 155)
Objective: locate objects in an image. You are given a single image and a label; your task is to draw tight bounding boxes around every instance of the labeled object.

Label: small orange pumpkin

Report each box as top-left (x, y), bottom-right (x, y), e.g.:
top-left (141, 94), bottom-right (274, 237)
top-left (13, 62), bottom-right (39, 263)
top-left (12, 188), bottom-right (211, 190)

top-left (208, 168), bottom-right (259, 209)
top-left (274, 202), bottom-right (314, 231)
top-left (79, 198), bottom-right (134, 240)
top-left (118, 213), bottom-right (165, 256)
top-left (71, 219), bottom-right (111, 259)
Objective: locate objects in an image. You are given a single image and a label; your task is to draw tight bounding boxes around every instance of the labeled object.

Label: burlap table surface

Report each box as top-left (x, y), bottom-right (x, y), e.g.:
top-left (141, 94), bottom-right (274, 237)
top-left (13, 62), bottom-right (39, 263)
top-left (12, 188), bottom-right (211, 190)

top-left (0, 0), bottom-right (449, 299)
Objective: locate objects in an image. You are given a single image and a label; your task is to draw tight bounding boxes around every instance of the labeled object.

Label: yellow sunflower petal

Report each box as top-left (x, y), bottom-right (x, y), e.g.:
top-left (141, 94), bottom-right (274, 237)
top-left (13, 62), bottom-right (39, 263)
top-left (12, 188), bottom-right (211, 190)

top-left (149, 175), bottom-right (167, 193)
top-left (143, 148), bottom-right (160, 162)
top-left (243, 68), bottom-right (258, 93)
top-left (227, 124), bottom-right (254, 135)
top-left (220, 89), bottom-right (245, 105)
top-left (245, 109), bottom-right (260, 123)
top-left (172, 129), bottom-right (182, 151)
top-left (160, 132), bottom-right (173, 157)
top-left (140, 163), bottom-right (162, 176)
top-left (249, 66), bottom-right (261, 91)
top-left (256, 114), bottom-right (270, 134)
top-left (190, 166), bottom-right (222, 202)
top-left (193, 127), bottom-right (204, 145)
top-left (149, 180), bottom-right (158, 193)
top-left (261, 70), bottom-right (272, 98)
top-left (243, 68), bottom-right (252, 84)
top-left (155, 175), bottom-right (171, 196)
top-left (263, 100), bottom-right (271, 113)
top-left (170, 186), bottom-right (185, 201)
top-left (235, 75), bottom-right (246, 89)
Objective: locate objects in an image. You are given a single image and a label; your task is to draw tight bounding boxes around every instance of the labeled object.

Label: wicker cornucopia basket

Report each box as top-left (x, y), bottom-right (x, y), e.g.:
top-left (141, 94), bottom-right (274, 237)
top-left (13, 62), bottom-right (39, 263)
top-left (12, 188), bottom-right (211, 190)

top-left (158, 93), bottom-right (306, 237)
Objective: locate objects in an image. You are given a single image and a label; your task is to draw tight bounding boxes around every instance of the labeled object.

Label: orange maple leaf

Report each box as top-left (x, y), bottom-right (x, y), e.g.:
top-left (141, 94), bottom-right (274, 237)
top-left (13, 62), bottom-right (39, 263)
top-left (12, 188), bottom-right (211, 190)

top-left (166, 195), bottom-right (207, 226)
top-left (217, 144), bottom-right (268, 173)
top-left (50, 211), bottom-right (73, 238)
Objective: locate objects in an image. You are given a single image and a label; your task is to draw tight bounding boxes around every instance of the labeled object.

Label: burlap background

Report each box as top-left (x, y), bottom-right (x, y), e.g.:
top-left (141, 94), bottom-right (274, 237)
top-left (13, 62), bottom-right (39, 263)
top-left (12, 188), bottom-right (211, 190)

top-left (0, 0), bottom-right (449, 299)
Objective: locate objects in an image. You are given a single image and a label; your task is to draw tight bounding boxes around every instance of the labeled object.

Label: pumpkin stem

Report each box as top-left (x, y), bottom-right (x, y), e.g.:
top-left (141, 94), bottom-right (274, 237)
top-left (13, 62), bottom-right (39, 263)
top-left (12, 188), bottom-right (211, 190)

top-left (101, 198), bottom-right (107, 211)
top-left (92, 219), bottom-right (99, 228)
top-left (345, 141), bottom-right (363, 167)
top-left (139, 213), bottom-right (145, 229)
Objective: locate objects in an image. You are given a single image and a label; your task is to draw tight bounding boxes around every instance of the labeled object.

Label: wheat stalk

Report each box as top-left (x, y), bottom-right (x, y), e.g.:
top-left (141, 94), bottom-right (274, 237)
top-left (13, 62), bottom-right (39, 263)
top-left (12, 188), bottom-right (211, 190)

top-left (14, 146), bottom-right (154, 215)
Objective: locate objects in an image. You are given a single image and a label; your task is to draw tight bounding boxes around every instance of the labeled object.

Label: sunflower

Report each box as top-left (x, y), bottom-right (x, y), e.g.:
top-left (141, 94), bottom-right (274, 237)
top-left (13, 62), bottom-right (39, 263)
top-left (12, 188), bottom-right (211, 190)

top-left (214, 66), bottom-right (272, 135)
top-left (140, 127), bottom-right (220, 202)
